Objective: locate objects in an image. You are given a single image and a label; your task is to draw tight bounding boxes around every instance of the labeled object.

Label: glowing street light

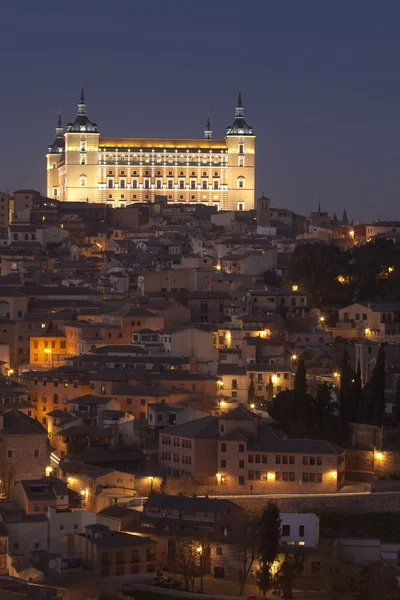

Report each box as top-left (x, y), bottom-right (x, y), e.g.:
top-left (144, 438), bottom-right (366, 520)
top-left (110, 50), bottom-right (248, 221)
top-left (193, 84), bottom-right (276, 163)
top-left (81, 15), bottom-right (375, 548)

top-left (250, 403), bottom-right (255, 409)
top-left (319, 316), bottom-right (325, 323)
top-left (292, 285), bottom-right (298, 292)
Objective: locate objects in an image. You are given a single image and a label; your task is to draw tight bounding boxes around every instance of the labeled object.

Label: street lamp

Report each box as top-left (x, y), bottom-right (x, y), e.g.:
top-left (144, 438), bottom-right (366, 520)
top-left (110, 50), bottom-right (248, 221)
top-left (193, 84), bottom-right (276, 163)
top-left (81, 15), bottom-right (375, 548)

top-left (44, 348), bottom-right (52, 366)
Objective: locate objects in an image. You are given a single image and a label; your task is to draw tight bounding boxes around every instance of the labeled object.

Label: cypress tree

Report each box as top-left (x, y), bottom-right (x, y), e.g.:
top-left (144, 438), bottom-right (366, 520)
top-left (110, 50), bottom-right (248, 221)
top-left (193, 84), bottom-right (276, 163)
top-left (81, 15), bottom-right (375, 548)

top-left (394, 376), bottom-right (400, 424)
top-left (248, 379), bottom-right (256, 404)
top-left (339, 345), bottom-right (351, 423)
top-left (350, 361), bottom-right (362, 422)
top-left (294, 359), bottom-right (308, 395)
top-left (256, 502), bottom-right (281, 596)
top-left (267, 376), bottom-right (274, 401)
top-left (342, 208), bottom-right (348, 224)
top-left (359, 344), bottom-right (386, 425)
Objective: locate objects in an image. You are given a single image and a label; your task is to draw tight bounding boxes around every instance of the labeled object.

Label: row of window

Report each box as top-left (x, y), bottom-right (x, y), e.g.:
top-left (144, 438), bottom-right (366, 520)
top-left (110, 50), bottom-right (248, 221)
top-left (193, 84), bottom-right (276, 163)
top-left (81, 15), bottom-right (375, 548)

top-left (160, 453), bottom-right (192, 465)
top-left (105, 180), bottom-right (228, 190)
top-left (8, 449), bottom-right (40, 458)
top-left (219, 472), bottom-right (325, 485)
top-left (161, 436), bottom-right (192, 448)
top-left (32, 340), bottom-right (66, 350)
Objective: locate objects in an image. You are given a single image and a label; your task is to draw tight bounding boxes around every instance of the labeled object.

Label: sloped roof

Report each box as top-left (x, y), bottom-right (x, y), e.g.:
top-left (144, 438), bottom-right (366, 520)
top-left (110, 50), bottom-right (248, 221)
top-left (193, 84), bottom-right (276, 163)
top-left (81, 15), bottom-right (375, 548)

top-left (3, 409), bottom-right (47, 435)
top-left (163, 415), bottom-right (219, 438)
top-left (221, 404), bottom-right (255, 422)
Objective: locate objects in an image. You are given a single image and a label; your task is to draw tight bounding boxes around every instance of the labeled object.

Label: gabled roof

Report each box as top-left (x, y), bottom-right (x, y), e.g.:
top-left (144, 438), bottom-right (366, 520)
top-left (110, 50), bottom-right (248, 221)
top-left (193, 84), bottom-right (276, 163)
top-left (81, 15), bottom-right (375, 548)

top-left (3, 409), bottom-right (47, 435)
top-left (248, 426), bottom-right (343, 455)
top-left (163, 415), bottom-right (219, 439)
top-left (221, 405), bottom-right (255, 422)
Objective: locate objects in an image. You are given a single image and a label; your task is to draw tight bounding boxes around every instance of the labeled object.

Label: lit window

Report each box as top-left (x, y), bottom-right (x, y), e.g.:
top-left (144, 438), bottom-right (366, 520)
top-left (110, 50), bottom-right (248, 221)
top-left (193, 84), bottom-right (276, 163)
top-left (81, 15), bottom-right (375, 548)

top-left (80, 175), bottom-right (87, 187)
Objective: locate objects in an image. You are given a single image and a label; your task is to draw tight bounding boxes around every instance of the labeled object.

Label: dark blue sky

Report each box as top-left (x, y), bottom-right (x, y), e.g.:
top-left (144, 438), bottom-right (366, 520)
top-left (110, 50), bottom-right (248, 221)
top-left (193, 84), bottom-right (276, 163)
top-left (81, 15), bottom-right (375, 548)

top-left (1, 1), bottom-right (400, 220)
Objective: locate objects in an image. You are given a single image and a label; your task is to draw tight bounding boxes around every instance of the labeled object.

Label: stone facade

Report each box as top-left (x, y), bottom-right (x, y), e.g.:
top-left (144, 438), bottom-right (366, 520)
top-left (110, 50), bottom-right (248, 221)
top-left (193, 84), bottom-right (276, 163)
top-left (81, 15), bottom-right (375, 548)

top-left (47, 92), bottom-right (255, 211)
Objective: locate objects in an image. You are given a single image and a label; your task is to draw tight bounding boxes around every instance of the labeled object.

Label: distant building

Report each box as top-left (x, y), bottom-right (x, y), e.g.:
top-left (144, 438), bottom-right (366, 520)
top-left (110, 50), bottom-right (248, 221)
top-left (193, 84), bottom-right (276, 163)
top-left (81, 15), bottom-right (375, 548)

top-left (47, 91), bottom-right (256, 211)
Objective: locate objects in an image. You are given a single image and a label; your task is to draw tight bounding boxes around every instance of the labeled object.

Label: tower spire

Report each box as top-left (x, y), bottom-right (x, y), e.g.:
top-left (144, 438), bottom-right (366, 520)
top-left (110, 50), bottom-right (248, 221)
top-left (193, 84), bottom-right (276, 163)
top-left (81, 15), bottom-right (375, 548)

top-left (78, 88), bottom-right (87, 115)
top-left (55, 112), bottom-right (63, 137)
top-left (235, 91), bottom-right (244, 118)
top-left (204, 112), bottom-right (212, 139)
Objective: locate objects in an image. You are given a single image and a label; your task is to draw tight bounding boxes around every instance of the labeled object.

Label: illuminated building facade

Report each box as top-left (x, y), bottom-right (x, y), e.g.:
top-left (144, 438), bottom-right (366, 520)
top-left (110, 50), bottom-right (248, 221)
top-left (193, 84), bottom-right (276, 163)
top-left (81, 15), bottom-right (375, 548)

top-left (47, 90), bottom-right (255, 211)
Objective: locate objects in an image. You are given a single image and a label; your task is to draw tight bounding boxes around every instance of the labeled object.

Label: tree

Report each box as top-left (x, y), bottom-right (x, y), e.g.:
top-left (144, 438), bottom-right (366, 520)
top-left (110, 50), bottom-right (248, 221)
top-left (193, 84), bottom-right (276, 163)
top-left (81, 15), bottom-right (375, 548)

top-left (342, 208), bottom-right (348, 224)
top-left (176, 539), bottom-right (198, 591)
top-left (319, 548), bottom-right (361, 600)
top-left (286, 243), bottom-right (348, 306)
top-left (294, 359), bottom-right (308, 395)
top-left (272, 552), bottom-right (304, 599)
top-left (197, 537), bottom-right (214, 594)
top-left (358, 344), bottom-right (386, 425)
top-left (248, 379), bottom-right (256, 405)
top-left (256, 502), bottom-right (281, 597)
top-left (268, 390), bottom-right (314, 438)
top-left (339, 345), bottom-right (351, 424)
top-left (237, 516), bottom-right (260, 596)
top-left (349, 361), bottom-right (363, 422)
top-left (395, 376), bottom-right (400, 424)
top-left (313, 382), bottom-right (337, 435)
top-left (267, 376), bottom-right (274, 401)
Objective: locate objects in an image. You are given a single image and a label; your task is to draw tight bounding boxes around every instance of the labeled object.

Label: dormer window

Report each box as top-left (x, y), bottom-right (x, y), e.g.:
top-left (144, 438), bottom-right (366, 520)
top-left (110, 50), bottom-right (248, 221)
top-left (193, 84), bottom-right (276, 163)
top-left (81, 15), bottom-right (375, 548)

top-left (80, 126), bottom-right (86, 132)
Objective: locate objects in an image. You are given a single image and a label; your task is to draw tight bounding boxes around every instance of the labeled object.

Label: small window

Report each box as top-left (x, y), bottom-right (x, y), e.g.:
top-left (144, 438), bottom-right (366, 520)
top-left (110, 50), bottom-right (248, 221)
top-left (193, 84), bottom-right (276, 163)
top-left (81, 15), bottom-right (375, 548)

top-left (299, 525), bottom-right (304, 537)
top-left (282, 524), bottom-right (290, 537)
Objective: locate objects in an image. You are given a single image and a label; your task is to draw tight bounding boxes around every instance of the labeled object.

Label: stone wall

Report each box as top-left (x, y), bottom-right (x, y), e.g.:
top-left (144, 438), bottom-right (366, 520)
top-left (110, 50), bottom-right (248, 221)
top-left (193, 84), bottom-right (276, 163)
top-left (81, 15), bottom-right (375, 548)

top-left (348, 423), bottom-right (383, 449)
top-left (228, 492), bottom-right (400, 515)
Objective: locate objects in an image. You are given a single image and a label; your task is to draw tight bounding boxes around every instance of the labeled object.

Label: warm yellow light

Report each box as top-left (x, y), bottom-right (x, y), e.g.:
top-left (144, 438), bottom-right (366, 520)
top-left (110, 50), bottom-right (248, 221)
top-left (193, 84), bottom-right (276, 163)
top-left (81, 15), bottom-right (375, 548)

top-left (45, 466), bottom-right (52, 476)
top-left (330, 470), bottom-right (337, 479)
top-left (215, 264), bottom-right (221, 271)
top-left (67, 477), bottom-right (73, 484)
top-left (291, 354), bottom-right (298, 361)
top-left (44, 348), bottom-right (52, 354)
top-left (365, 328), bottom-right (371, 336)
top-left (333, 372), bottom-right (340, 378)
top-left (319, 316), bottom-right (325, 322)
top-left (271, 375), bottom-right (278, 384)
top-left (389, 266), bottom-right (394, 273)
top-left (250, 403), bottom-right (255, 409)
top-left (375, 451), bottom-right (384, 461)
top-left (292, 285), bottom-right (298, 292)
top-left (7, 369), bottom-right (14, 376)
top-left (267, 472), bottom-right (274, 480)
top-left (216, 472), bottom-right (221, 480)
top-left (349, 230), bottom-right (355, 238)
top-left (220, 400), bottom-right (226, 408)
top-left (225, 331), bottom-right (231, 339)
top-left (337, 275), bottom-right (345, 284)
top-left (149, 476), bottom-right (154, 483)
top-left (196, 546), bottom-right (203, 554)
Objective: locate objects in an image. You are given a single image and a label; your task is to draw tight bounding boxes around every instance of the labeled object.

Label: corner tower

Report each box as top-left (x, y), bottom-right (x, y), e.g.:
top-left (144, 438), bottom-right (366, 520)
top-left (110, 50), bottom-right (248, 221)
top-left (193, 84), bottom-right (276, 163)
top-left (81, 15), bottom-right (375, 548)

top-left (63, 89), bottom-right (100, 203)
top-left (46, 113), bottom-right (65, 199)
top-left (225, 92), bottom-right (255, 211)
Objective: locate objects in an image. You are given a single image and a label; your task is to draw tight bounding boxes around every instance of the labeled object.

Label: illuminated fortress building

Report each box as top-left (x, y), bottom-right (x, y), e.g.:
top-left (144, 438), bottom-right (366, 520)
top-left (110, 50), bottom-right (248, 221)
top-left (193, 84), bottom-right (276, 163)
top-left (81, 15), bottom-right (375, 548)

top-left (47, 90), bottom-right (255, 211)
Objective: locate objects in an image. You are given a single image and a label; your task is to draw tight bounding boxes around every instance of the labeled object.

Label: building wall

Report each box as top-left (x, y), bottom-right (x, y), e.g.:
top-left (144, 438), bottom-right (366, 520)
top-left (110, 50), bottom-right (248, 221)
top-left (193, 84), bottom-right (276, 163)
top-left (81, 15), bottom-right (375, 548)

top-left (0, 433), bottom-right (49, 495)
top-left (216, 446), bottom-right (344, 494)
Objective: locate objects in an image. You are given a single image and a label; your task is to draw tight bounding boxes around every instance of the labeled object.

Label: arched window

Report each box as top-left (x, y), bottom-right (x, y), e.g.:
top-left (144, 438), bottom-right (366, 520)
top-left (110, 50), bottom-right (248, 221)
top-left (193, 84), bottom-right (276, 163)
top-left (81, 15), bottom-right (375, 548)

top-left (237, 176), bottom-right (245, 189)
top-left (79, 174), bottom-right (87, 187)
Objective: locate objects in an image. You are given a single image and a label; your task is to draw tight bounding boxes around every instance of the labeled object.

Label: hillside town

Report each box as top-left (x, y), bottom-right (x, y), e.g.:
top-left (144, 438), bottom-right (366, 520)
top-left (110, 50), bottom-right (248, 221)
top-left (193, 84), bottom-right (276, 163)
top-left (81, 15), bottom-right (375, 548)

top-left (0, 183), bottom-right (399, 598)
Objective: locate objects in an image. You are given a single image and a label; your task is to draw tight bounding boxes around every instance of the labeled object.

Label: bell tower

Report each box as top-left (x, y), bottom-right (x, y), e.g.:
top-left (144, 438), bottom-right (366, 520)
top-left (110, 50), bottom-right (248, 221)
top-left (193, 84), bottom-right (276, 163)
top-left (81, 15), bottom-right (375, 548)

top-left (63, 89), bottom-right (100, 203)
top-left (225, 92), bottom-right (255, 211)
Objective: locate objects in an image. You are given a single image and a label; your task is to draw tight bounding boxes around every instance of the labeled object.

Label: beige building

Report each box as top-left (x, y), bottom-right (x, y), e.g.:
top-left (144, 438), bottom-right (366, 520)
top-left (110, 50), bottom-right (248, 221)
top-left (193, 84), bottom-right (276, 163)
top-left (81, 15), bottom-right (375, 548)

top-left (47, 91), bottom-right (255, 211)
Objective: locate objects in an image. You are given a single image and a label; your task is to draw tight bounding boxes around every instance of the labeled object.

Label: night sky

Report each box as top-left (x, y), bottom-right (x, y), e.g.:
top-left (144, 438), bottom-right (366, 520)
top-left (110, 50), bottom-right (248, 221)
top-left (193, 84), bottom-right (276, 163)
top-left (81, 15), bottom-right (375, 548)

top-left (1, 1), bottom-right (400, 220)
